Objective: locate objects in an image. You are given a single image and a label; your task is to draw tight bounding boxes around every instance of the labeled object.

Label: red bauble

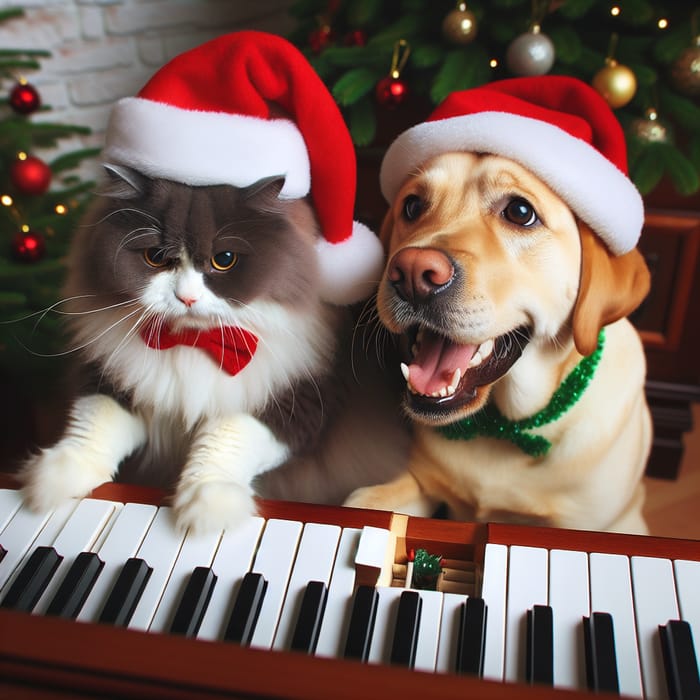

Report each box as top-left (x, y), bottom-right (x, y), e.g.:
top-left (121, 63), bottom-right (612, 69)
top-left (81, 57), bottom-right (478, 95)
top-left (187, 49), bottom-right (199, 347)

top-left (375, 75), bottom-right (409, 107)
top-left (10, 155), bottom-right (52, 195)
top-left (12, 229), bottom-right (46, 262)
top-left (9, 81), bottom-right (41, 115)
top-left (308, 26), bottom-right (334, 53)
top-left (344, 29), bottom-right (367, 47)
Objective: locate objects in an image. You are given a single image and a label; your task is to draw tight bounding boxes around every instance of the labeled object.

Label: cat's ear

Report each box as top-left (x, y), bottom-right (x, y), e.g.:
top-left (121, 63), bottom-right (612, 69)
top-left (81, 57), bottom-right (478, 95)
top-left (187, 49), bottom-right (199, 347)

top-left (101, 163), bottom-right (146, 199)
top-left (244, 175), bottom-right (286, 200)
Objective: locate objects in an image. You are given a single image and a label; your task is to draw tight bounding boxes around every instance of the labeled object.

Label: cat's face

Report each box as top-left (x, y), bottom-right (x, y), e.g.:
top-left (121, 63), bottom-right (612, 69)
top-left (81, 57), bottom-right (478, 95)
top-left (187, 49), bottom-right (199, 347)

top-left (66, 168), bottom-right (321, 331)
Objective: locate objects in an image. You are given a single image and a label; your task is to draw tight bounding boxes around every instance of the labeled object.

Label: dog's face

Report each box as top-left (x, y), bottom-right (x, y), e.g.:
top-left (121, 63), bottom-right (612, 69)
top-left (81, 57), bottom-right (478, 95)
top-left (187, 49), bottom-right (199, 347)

top-left (377, 152), bottom-right (649, 426)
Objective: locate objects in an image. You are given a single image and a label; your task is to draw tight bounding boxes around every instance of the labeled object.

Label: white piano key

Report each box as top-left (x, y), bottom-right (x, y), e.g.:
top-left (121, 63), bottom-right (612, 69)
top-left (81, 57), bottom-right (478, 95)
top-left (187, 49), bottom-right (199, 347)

top-left (197, 516), bottom-right (265, 641)
top-left (315, 527), bottom-right (362, 658)
top-left (435, 591), bottom-right (466, 674)
top-left (249, 518), bottom-right (303, 650)
top-left (549, 548), bottom-right (590, 690)
top-left (0, 489), bottom-right (23, 531)
top-left (631, 556), bottom-right (679, 700)
top-left (589, 552), bottom-right (644, 698)
top-left (355, 526), bottom-right (394, 587)
top-left (504, 545), bottom-right (548, 683)
top-left (272, 522), bottom-right (341, 651)
top-left (413, 588), bottom-right (443, 672)
top-left (0, 499), bottom-right (78, 596)
top-left (32, 498), bottom-right (119, 615)
top-left (674, 559), bottom-right (700, 641)
top-left (147, 525), bottom-right (222, 633)
top-left (367, 585), bottom-right (403, 665)
top-left (481, 543), bottom-right (508, 682)
top-left (77, 502), bottom-right (158, 622)
top-left (127, 507), bottom-right (187, 631)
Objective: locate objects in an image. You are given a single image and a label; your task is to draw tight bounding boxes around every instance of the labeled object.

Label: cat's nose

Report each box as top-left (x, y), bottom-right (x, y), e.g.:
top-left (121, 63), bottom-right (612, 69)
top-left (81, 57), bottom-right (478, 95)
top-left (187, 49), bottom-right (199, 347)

top-left (176, 294), bottom-right (198, 308)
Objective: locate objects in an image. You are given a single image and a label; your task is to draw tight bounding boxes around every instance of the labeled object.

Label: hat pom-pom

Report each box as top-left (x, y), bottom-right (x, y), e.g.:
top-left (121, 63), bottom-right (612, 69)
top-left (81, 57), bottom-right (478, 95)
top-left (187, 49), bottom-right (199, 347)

top-left (315, 222), bottom-right (384, 305)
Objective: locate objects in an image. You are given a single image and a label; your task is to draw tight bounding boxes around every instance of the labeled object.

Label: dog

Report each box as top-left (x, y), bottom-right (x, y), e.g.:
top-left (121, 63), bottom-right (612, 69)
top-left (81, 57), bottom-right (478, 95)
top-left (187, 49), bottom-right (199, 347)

top-left (345, 149), bottom-right (652, 534)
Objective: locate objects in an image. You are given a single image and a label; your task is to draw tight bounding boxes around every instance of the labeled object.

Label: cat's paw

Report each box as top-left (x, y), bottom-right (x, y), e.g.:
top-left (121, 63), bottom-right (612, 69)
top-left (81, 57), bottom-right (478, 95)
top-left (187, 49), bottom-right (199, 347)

top-left (343, 484), bottom-right (396, 511)
top-left (173, 480), bottom-right (256, 534)
top-left (20, 445), bottom-right (113, 513)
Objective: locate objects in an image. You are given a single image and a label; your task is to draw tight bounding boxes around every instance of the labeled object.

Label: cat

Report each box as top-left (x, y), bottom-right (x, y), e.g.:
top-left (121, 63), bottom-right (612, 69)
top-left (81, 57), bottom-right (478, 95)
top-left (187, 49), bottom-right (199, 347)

top-left (19, 165), bottom-right (409, 533)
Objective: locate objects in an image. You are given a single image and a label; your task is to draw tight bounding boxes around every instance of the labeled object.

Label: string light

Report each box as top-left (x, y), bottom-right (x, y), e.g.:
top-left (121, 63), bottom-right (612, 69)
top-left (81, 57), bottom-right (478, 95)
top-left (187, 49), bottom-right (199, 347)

top-left (489, 58), bottom-right (499, 68)
top-left (610, 6), bottom-right (621, 17)
top-left (21, 224), bottom-right (30, 233)
top-left (54, 203), bottom-right (67, 215)
top-left (1, 195), bottom-right (12, 207)
top-left (658, 18), bottom-right (668, 29)
top-left (17, 151), bottom-right (28, 161)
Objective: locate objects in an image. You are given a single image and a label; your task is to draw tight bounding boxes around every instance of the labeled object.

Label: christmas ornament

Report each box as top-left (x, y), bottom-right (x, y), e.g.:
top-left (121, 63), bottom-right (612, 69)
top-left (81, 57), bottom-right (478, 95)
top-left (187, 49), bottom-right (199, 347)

top-left (12, 228), bottom-right (46, 263)
top-left (9, 80), bottom-right (41, 115)
top-left (442, 2), bottom-right (477, 45)
top-left (629, 108), bottom-right (670, 144)
top-left (592, 35), bottom-right (636, 109)
top-left (506, 24), bottom-right (555, 76)
top-left (343, 29), bottom-right (367, 47)
top-left (10, 154), bottom-right (52, 195)
top-left (670, 39), bottom-right (700, 98)
top-left (375, 39), bottom-right (411, 108)
top-left (308, 24), bottom-right (333, 53)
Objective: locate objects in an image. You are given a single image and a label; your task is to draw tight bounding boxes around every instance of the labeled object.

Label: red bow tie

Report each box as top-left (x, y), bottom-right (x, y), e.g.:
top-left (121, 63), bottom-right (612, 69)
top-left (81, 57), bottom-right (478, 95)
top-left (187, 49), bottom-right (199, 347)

top-left (141, 321), bottom-right (258, 376)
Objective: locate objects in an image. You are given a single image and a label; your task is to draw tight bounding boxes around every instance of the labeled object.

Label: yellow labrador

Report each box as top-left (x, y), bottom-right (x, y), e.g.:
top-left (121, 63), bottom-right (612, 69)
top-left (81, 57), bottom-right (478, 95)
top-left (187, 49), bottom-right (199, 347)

top-left (346, 151), bottom-right (652, 534)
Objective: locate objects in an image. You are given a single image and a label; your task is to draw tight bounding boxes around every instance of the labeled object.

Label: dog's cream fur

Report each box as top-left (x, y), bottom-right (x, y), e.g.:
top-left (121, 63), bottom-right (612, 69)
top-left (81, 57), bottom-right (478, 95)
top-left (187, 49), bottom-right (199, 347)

top-left (346, 153), bottom-right (652, 534)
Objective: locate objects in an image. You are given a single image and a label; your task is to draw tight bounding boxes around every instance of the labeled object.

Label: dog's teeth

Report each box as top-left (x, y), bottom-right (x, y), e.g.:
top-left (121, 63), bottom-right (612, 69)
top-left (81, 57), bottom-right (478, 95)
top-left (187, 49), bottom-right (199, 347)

top-left (469, 351), bottom-right (483, 368)
top-left (479, 338), bottom-right (494, 359)
top-left (447, 368), bottom-right (461, 395)
top-left (400, 362), bottom-right (410, 382)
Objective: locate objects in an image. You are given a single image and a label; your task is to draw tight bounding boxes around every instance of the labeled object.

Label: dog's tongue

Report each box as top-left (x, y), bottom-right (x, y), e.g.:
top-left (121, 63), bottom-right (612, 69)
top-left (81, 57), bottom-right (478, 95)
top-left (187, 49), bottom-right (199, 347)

top-left (408, 329), bottom-right (478, 395)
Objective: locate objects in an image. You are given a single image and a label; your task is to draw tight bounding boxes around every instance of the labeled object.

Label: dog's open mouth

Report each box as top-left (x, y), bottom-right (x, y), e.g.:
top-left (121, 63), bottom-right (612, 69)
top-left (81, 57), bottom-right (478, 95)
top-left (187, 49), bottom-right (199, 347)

top-left (400, 326), bottom-right (530, 417)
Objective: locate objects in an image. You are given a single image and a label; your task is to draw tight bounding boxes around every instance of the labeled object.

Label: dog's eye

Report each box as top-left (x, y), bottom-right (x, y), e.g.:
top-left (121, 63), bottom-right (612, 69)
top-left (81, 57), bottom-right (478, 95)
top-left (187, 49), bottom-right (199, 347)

top-left (503, 198), bottom-right (539, 227)
top-left (402, 195), bottom-right (424, 222)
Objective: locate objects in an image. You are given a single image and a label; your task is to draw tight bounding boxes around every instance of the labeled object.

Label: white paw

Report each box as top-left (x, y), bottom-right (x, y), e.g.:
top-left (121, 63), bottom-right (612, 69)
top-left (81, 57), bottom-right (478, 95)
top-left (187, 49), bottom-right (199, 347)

top-left (20, 445), bottom-right (113, 513)
top-left (173, 480), bottom-right (256, 534)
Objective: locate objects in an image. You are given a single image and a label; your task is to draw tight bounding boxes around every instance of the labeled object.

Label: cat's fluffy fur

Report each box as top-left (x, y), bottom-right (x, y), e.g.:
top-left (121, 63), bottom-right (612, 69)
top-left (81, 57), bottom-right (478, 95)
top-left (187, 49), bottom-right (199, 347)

top-left (19, 167), bottom-right (408, 532)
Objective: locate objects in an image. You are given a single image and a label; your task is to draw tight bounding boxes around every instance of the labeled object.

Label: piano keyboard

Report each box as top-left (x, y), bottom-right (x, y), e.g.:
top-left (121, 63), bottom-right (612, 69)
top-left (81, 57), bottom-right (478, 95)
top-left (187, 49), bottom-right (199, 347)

top-left (0, 484), bottom-right (699, 700)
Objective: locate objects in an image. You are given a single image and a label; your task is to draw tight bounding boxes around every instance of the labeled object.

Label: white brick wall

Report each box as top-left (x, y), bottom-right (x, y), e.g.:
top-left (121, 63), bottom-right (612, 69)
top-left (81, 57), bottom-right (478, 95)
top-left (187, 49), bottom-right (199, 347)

top-left (1, 0), bottom-right (295, 177)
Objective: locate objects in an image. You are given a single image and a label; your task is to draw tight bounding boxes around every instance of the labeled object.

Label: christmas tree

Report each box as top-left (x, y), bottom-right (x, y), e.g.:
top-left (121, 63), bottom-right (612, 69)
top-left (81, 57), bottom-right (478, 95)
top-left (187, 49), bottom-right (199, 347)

top-left (288, 0), bottom-right (700, 198)
top-left (1, 7), bottom-right (100, 393)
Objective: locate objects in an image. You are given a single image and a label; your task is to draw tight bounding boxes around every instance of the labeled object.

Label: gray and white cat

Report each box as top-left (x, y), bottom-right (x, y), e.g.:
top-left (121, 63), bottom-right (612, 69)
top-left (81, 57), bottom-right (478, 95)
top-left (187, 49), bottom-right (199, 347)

top-left (20, 166), bottom-right (408, 532)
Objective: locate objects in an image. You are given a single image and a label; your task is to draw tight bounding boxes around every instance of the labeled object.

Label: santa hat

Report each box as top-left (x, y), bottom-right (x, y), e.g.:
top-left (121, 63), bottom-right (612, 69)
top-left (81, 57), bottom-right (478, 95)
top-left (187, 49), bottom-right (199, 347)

top-left (102, 30), bottom-right (383, 305)
top-left (380, 76), bottom-right (643, 255)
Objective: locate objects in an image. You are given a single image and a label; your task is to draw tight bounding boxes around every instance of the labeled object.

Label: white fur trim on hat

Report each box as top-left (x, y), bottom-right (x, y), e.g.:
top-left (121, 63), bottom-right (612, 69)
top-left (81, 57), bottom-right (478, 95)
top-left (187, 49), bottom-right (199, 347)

top-left (103, 97), bottom-right (310, 199)
top-left (315, 221), bottom-right (385, 305)
top-left (380, 111), bottom-right (644, 255)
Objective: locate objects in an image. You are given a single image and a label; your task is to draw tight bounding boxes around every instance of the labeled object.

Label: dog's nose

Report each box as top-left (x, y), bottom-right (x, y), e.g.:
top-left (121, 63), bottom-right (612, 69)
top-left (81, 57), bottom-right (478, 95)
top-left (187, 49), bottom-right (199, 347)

top-left (388, 247), bottom-right (455, 305)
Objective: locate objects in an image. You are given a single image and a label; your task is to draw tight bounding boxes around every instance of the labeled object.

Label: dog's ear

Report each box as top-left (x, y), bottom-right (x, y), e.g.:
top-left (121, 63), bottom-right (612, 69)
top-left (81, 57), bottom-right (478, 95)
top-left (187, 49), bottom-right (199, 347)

top-left (572, 222), bottom-right (650, 356)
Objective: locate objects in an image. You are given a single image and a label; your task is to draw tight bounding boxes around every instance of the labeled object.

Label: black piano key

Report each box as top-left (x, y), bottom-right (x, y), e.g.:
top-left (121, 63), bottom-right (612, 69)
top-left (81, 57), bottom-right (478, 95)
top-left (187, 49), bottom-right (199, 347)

top-left (390, 590), bottom-right (422, 668)
top-left (224, 571), bottom-right (267, 645)
top-left (0, 546), bottom-right (62, 612)
top-left (98, 557), bottom-right (153, 627)
top-left (45, 551), bottom-right (104, 619)
top-left (526, 604), bottom-right (554, 685)
top-left (0, 545), bottom-right (6, 564)
top-left (660, 619), bottom-right (700, 700)
top-left (343, 585), bottom-right (379, 662)
top-left (169, 566), bottom-right (217, 638)
top-left (456, 596), bottom-right (487, 676)
top-left (290, 580), bottom-right (328, 654)
top-left (584, 612), bottom-right (620, 695)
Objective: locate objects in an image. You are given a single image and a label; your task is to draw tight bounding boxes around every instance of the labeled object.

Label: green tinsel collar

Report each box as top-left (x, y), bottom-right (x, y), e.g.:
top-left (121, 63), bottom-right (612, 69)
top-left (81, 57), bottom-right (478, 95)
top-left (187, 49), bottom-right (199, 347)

top-left (437, 330), bottom-right (605, 457)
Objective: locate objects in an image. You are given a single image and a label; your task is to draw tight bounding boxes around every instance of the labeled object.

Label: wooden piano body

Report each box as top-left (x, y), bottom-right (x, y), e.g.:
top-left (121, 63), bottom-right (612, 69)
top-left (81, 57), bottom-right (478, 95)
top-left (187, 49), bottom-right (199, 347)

top-left (1, 479), bottom-right (698, 700)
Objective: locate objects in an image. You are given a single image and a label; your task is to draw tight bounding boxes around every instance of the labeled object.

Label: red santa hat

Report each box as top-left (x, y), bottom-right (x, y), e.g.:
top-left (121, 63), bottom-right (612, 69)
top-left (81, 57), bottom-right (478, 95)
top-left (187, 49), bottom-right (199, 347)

top-left (380, 76), bottom-right (644, 255)
top-left (103, 30), bottom-right (383, 305)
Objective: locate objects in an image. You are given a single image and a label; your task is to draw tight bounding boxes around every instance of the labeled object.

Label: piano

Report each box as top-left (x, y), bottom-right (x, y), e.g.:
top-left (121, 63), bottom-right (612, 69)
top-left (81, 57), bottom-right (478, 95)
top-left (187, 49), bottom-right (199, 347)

top-left (0, 477), bottom-right (698, 700)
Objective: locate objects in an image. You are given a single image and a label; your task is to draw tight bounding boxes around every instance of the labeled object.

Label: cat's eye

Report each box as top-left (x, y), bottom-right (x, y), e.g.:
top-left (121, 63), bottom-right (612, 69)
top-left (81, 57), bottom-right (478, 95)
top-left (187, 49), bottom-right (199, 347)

top-left (143, 247), bottom-right (169, 267)
top-left (503, 197), bottom-right (539, 227)
top-left (402, 194), bottom-right (424, 222)
top-left (211, 251), bottom-right (238, 271)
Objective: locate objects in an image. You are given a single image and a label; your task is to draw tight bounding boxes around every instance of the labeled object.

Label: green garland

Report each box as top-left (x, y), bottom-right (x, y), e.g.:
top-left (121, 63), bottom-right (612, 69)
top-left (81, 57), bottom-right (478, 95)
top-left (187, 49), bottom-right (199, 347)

top-left (437, 330), bottom-right (605, 458)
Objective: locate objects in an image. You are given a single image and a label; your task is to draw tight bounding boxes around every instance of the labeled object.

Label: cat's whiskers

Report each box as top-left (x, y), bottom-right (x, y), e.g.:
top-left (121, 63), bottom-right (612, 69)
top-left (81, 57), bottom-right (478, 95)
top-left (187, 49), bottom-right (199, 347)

top-left (101, 303), bottom-right (156, 378)
top-left (89, 206), bottom-right (161, 228)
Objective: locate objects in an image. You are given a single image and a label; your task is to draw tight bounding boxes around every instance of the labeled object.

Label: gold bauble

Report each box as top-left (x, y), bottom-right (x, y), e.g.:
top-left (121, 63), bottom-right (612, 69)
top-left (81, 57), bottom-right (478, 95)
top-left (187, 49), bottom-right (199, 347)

top-left (670, 42), bottom-right (700, 97)
top-left (630, 109), bottom-right (670, 144)
top-left (592, 59), bottom-right (637, 109)
top-left (442, 3), bottom-right (478, 45)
